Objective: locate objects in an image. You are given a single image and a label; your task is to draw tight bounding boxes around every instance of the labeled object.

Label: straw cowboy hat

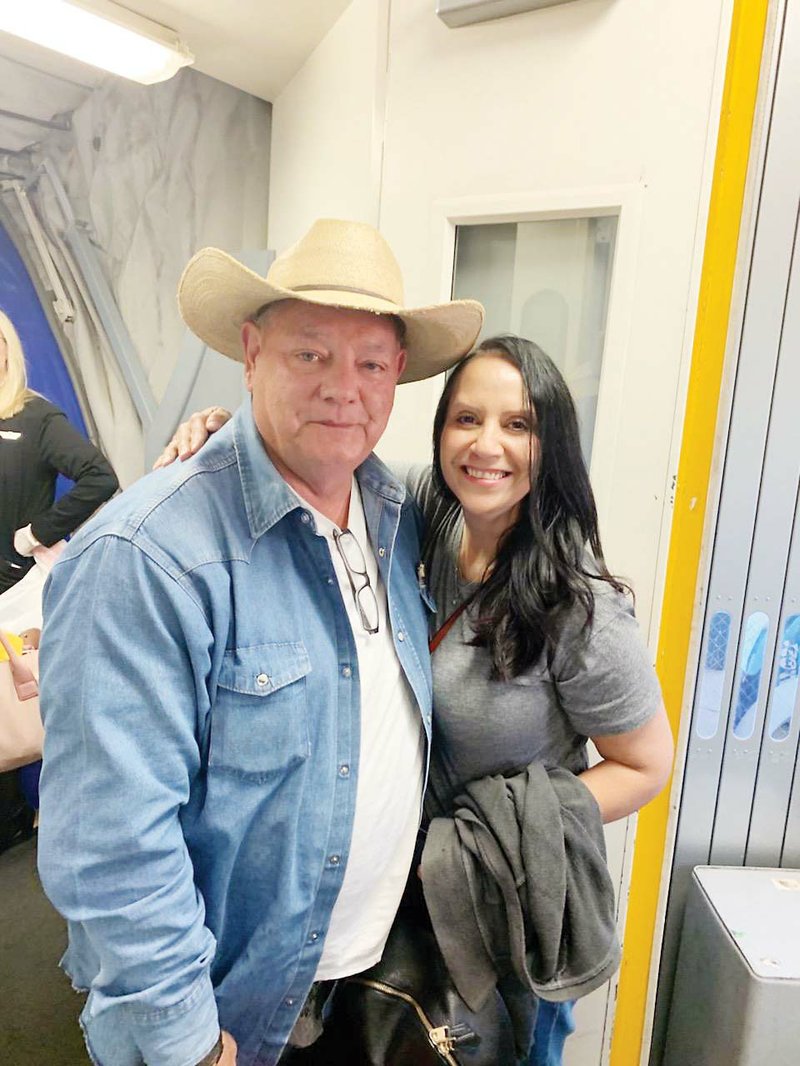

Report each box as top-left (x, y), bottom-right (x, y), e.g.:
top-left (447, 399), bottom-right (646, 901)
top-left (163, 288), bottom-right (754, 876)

top-left (178, 218), bottom-right (484, 384)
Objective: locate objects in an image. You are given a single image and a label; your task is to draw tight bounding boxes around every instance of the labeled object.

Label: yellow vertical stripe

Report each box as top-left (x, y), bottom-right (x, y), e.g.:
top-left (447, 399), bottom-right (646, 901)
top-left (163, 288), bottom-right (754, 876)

top-left (609, 1), bottom-right (770, 1063)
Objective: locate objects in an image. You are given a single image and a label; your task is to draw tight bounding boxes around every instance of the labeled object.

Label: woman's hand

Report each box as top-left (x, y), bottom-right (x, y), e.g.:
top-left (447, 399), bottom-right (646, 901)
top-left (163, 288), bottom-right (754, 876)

top-left (580, 704), bottom-right (674, 823)
top-left (152, 407), bottom-right (232, 469)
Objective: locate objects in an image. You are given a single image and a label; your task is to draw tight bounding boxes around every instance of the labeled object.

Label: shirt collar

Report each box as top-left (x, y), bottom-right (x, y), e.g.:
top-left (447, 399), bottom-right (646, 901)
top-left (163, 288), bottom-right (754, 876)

top-left (231, 402), bottom-right (406, 540)
top-left (288, 477), bottom-right (360, 538)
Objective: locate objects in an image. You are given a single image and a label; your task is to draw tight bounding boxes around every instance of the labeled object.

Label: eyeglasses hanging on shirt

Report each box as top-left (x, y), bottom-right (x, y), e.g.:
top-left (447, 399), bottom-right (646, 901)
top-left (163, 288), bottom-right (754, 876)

top-left (332, 528), bottom-right (380, 635)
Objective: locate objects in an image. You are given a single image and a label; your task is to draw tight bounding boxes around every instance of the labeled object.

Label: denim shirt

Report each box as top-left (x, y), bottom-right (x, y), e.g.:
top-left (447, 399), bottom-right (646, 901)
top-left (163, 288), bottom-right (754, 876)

top-left (37, 402), bottom-right (434, 1066)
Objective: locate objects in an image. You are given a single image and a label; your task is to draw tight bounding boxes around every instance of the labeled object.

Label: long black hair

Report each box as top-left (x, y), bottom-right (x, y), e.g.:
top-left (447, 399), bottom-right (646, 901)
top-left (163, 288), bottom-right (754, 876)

top-left (426, 334), bottom-right (627, 680)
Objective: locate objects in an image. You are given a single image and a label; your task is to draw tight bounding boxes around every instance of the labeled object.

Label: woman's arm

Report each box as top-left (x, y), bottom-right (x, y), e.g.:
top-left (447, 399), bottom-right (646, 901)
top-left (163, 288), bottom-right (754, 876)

top-left (580, 704), bottom-right (674, 823)
top-left (28, 406), bottom-right (118, 546)
top-left (153, 406), bottom-right (232, 468)
top-left (554, 590), bottom-right (674, 824)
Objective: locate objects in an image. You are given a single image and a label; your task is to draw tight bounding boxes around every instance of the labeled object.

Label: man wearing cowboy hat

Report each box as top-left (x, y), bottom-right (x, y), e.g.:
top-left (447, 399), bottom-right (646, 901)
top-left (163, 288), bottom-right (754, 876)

top-left (37, 219), bottom-right (483, 1066)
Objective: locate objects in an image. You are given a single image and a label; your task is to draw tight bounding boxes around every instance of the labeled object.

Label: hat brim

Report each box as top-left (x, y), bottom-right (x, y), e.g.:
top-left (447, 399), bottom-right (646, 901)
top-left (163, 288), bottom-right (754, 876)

top-left (178, 248), bottom-right (484, 384)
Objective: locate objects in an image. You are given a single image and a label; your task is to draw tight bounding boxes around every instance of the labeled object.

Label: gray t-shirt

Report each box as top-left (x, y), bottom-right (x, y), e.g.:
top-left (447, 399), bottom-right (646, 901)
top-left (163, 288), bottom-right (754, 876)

top-left (402, 466), bottom-right (662, 812)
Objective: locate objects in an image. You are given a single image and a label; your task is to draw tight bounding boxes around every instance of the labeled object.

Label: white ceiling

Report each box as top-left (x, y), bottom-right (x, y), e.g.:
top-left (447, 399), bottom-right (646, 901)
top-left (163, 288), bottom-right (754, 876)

top-left (0, 0), bottom-right (351, 157)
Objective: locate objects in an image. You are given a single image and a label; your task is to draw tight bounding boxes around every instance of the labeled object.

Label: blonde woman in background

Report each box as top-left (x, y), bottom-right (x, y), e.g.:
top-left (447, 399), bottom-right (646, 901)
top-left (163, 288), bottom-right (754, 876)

top-left (0, 309), bottom-right (118, 853)
top-left (0, 310), bottom-right (118, 594)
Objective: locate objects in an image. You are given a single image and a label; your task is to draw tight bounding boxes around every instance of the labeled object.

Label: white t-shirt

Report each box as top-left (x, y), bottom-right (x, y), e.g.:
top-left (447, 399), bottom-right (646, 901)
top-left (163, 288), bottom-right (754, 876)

top-left (291, 480), bottom-right (425, 980)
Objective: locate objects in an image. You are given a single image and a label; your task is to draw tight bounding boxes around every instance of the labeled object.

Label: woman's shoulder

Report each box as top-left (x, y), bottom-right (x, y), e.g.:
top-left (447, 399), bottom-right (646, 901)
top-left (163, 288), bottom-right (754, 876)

top-left (552, 570), bottom-right (634, 647)
top-left (22, 394), bottom-right (62, 420)
top-left (0, 394), bottom-right (57, 428)
top-left (549, 572), bottom-right (644, 679)
top-left (390, 463), bottom-right (438, 517)
top-left (588, 573), bottom-right (635, 624)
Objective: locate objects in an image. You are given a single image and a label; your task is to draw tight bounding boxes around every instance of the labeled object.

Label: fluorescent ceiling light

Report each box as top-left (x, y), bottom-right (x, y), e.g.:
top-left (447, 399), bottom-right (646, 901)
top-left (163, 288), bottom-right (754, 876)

top-left (0, 0), bottom-right (194, 85)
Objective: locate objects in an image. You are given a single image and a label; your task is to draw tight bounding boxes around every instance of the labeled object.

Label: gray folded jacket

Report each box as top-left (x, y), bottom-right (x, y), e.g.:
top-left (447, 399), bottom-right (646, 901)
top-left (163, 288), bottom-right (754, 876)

top-left (420, 763), bottom-right (621, 1012)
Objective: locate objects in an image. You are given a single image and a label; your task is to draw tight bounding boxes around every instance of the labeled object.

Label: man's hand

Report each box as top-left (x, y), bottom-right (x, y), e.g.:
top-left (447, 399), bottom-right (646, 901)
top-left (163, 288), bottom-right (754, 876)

top-left (218, 1030), bottom-right (238, 1065)
top-left (152, 407), bottom-right (233, 469)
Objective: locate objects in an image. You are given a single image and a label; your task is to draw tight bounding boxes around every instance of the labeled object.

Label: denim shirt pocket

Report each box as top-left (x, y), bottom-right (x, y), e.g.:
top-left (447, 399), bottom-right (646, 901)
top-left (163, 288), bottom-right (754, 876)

top-left (211, 642), bottom-right (312, 779)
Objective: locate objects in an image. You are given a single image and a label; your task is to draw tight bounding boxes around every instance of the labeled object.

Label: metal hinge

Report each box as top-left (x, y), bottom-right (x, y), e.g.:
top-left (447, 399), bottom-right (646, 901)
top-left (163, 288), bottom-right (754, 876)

top-left (429, 1024), bottom-right (456, 1052)
top-left (348, 977), bottom-right (460, 1063)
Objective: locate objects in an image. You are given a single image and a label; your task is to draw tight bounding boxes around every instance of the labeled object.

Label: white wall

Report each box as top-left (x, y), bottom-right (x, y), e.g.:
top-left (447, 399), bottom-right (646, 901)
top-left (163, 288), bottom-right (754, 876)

top-left (379, 0), bottom-right (730, 626)
top-left (268, 0), bottom-right (385, 250)
top-left (268, 0), bottom-right (731, 633)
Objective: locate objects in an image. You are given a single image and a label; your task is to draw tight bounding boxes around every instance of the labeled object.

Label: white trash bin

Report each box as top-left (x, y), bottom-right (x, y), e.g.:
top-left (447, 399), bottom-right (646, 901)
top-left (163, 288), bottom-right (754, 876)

top-left (663, 866), bottom-right (800, 1066)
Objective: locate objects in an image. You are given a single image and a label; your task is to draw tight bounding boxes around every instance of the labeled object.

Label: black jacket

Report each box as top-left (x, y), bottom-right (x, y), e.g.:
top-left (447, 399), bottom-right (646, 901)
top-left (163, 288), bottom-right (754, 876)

top-left (0, 396), bottom-right (118, 592)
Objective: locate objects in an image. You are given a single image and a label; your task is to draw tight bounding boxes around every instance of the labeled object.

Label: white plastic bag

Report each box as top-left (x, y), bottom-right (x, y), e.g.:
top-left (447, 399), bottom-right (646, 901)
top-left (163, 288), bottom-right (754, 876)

top-left (0, 542), bottom-right (65, 634)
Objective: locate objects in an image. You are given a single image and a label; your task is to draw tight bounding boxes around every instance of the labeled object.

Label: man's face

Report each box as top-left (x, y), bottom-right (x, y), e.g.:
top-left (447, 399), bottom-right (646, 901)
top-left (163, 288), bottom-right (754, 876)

top-left (242, 301), bottom-right (406, 489)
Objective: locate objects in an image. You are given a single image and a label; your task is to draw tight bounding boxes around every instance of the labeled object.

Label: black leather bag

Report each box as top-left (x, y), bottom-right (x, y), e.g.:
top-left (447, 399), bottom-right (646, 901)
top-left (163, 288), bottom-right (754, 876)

top-left (283, 909), bottom-right (520, 1065)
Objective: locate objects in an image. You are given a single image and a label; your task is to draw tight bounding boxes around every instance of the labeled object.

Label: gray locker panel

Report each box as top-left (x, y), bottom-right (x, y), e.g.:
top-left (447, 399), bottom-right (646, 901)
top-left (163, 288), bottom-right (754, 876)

top-left (668, 0), bottom-right (800, 870)
top-left (711, 217), bottom-right (800, 863)
top-left (746, 323), bottom-right (800, 866)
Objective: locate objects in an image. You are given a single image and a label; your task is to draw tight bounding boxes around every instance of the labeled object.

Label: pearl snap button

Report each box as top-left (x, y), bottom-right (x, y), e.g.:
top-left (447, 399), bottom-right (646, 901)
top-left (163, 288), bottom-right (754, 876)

top-left (256, 673), bottom-right (269, 686)
top-left (397, 632), bottom-right (405, 642)
top-left (301, 512), bottom-right (310, 524)
top-left (378, 547), bottom-right (386, 557)
top-left (329, 854), bottom-right (341, 865)
top-left (342, 666), bottom-right (352, 678)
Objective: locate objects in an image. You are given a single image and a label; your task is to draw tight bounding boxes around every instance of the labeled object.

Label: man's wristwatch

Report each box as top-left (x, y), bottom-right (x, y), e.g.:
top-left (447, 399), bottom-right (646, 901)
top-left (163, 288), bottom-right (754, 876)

top-left (194, 1033), bottom-right (224, 1066)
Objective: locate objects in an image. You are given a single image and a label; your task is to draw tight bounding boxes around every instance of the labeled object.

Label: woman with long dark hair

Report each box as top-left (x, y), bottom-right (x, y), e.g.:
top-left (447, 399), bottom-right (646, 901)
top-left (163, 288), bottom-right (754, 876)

top-left (409, 336), bottom-right (672, 1064)
top-left (159, 334), bottom-right (672, 1064)
top-left (419, 335), bottom-right (670, 807)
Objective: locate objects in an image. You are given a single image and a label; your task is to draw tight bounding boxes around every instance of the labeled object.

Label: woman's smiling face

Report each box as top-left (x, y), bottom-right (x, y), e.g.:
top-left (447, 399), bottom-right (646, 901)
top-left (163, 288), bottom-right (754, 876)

top-left (439, 352), bottom-right (536, 528)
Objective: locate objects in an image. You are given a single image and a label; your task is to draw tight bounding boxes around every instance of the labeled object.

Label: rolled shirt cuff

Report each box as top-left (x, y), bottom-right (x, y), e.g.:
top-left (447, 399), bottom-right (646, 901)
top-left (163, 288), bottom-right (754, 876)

top-left (82, 975), bottom-right (221, 1066)
top-left (13, 524), bottom-right (40, 558)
